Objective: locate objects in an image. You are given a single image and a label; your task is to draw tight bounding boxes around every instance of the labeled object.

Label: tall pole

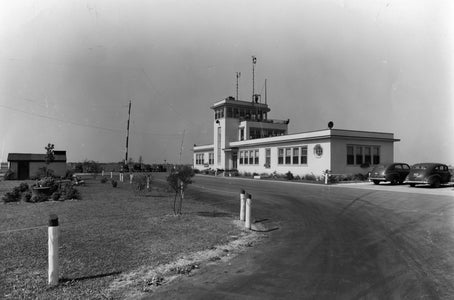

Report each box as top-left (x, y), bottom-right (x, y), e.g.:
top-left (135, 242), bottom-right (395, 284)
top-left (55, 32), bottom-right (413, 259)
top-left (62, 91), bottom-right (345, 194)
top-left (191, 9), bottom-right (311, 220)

top-left (265, 79), bottom-right (267, 105)
top-left (236, 72), bottom-right (241, 100)
top-left (252, 56), bottom-right (256, 102)
top-left (179, 129), bottom-right (185, 165)
top-left (125, 100), bottom-right (132, 165)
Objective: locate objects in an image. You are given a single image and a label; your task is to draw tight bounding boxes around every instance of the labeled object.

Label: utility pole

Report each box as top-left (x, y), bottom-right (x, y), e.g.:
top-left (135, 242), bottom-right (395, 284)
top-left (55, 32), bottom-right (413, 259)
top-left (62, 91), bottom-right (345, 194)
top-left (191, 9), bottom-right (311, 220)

top-left (125, 100), bottom-right (132, 166)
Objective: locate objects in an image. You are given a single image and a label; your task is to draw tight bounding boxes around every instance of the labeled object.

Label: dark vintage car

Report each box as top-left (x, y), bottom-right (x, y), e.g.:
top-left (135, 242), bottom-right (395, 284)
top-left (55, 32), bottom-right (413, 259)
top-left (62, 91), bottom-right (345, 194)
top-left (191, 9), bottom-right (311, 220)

top-left (405, 163), bottom-right (452, 188)
top-left (369, 163), bottom-right (411, 185)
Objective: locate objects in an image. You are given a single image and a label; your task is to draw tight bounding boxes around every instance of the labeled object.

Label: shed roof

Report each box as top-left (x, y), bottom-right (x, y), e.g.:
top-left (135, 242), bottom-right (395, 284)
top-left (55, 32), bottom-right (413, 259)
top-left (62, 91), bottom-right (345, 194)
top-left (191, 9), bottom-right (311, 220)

top-left (7, 151), bottom-right (67, 162)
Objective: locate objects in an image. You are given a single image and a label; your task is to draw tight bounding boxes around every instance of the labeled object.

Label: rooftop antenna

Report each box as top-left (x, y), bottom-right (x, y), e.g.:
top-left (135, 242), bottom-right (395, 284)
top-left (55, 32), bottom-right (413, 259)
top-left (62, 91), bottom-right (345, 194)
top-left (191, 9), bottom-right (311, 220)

top-left (236, 72), bottom-right (241, 100)
top-left (252, 56), bottom-right (257, 102)
top-left (124, 100), bottom-right (132, 165)
top-left (265, 79), bottom-right (267, 105)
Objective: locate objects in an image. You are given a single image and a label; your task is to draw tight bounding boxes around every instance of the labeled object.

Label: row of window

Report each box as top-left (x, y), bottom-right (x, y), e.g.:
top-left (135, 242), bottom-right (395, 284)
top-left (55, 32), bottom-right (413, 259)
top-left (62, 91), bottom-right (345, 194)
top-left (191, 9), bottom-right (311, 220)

top-left (278, 146), bottom-right (308, 165)
top-left (195, 153), bottom-right (214, 165)
top-left (196, 145), bottom-right (381, 166)
top-left (214, 107), bottom-right (267, 121)
top-left (346, 145), bottom-right (380, 165)
top-left (249, 127), bottom-right (286, 140)
top-left (239, 149), bottom-right (260, 165)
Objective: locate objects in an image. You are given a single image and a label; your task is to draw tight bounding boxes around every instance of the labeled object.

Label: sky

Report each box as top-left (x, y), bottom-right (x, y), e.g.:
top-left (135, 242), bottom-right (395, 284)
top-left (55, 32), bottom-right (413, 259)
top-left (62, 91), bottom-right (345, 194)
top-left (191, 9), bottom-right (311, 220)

top-left (0, 0), bottom-right (453, 165)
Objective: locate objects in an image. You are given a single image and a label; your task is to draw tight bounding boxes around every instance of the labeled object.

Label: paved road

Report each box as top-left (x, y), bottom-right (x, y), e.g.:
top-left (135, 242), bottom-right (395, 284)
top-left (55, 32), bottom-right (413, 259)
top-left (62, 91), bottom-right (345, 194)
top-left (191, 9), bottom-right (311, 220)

top-left (149, 175), bottom-right (454, 299)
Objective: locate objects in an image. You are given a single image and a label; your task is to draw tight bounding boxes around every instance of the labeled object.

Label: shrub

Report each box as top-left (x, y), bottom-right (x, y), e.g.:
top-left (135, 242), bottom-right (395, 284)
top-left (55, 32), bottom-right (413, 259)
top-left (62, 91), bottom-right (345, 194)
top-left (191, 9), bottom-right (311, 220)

top-left (304, 174), bottom-right (317, 181)
top-left (111, 179), bottom-right (118, 187)
top-left (353, 173), bottom-right (368, 181)
top-left (21, 191), bottom-right (32, 202)
top-left (30, 194), bottom-right (49, 203)
top-left (100, 177), bottom-right (108, 184)
top-left (4, 169), bottom-right (14, 180)
top-left (18, 182), bottom-right (29, 193)
top-left (2, 191), bottom-right (20, 203)
top-left (39, 177), bottom-right (59, 194)
top-left (193, 169), bottom-right (201, 174)
top-left (285, 171), bottom-right (294, 180)
top-left (60, 183), bottom-right (81, 200)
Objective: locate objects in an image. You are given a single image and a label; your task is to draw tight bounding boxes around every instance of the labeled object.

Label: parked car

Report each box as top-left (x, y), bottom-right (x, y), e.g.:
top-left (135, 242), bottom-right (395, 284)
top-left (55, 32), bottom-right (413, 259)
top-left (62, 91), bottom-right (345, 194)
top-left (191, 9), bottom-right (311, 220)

top-left (405, 163), bottom-right (452, 188)
top-left (369, 163), bottom-right (411, 185)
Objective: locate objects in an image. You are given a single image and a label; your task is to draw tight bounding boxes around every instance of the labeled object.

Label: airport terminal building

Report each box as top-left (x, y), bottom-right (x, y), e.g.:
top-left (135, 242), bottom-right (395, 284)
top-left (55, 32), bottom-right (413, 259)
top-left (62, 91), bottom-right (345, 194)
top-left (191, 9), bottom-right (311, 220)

top-left (193, 97), bottom-right (399, 177)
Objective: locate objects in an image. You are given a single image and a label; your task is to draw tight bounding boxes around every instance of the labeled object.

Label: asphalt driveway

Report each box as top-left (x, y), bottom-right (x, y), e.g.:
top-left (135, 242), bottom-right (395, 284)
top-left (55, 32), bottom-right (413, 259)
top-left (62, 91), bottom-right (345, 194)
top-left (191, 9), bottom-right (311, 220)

top-left (148, 175), bottom-right (454, 299)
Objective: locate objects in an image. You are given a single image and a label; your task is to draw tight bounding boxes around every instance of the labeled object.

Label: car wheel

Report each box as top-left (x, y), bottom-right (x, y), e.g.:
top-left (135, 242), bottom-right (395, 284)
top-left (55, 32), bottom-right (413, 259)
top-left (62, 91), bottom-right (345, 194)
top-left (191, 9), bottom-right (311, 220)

top-left (430, 178), bottom-right (441, 188)
top-left (390, 177), bottom-right (399, 185)
top-left (409, 183), bottom-right (416, 187)
top-left (373, 180), bottom-right (380, 185)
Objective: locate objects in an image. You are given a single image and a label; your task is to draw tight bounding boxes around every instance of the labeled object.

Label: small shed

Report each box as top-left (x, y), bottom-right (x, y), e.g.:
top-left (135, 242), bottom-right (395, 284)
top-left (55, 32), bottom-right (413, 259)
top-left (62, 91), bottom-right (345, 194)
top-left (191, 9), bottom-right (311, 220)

top-left (7, 151), bottom-right (67, 180)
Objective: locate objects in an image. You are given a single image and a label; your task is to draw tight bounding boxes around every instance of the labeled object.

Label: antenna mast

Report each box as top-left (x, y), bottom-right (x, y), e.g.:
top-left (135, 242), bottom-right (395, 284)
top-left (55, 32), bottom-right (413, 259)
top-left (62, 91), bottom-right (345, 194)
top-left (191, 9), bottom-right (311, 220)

top-left (124, 100), bottom-right (132, 165)
top-left (252, 56), bottom-right (257, 102)
top-left (265, 79), bottom-right (267, 105)
top-left (236, 72), bottom-right (241, 100)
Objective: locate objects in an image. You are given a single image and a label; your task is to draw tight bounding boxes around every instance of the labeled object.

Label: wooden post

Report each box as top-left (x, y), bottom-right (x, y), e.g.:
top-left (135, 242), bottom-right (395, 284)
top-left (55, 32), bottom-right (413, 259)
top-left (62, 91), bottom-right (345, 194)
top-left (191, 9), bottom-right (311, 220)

top-left (110, 171), bottom-right (113, 178)
top-left (146, 176), bottom-right (150, 190)
top-left (130, 174), bottom-right (133, 184)
top-left (245, 194), bottom-right (252, 229)
top-left (48, 214), bottom-right (59, 286)
top-left (240, 189), bottom-right (246, 221)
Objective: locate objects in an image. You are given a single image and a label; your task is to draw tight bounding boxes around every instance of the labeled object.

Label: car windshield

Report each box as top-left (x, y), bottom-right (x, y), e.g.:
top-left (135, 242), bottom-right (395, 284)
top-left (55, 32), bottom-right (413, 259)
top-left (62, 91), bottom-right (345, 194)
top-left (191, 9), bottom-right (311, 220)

top-left (412, 165), bottom-right (428, 170)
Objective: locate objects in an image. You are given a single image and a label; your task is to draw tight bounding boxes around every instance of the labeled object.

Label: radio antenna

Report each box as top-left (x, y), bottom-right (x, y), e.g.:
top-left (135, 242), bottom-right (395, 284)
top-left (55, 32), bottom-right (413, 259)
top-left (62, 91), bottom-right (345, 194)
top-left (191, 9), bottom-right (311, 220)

top-left (236, 72), bottom-right (241, 100)
top-left (252, 56), bottom-right (257, 102)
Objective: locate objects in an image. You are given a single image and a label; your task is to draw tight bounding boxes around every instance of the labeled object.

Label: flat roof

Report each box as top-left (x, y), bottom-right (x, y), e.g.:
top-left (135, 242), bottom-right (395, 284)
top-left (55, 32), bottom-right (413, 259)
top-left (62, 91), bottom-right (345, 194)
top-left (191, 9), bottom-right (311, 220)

top-left (7, 151), bottom-right (67, 162)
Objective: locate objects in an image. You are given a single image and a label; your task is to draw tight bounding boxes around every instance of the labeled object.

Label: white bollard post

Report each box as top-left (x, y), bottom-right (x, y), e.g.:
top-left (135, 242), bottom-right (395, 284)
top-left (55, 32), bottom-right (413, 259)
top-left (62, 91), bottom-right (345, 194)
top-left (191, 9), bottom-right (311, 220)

top-left (110, 172), bottom-right (113, 178)
top-left (130, 174), bottom-right (133, 184)
top-left (245, 194), bottom-right (252, 229)
top-left (240, 189), bottom-right (246, 221)
top-left (102, 170), bottom-right (104, 177)
top-left (48, 214), bottom-right (59, 286)
top-left (324, 173), bottom-right (328, 185)
top-left (146, 176), bottom-right (150, 190)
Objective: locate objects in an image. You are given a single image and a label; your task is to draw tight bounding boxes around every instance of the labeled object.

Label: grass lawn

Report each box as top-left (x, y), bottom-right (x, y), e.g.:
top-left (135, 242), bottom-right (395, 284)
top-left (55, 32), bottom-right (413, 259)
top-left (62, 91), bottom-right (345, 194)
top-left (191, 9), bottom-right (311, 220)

top-left (0, 175), bottom-right (253, 299)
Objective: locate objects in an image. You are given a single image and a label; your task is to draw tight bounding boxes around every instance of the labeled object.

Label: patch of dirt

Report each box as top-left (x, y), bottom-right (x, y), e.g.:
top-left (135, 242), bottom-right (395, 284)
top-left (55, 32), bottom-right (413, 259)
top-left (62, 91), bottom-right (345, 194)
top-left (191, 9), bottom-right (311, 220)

top-left (106, 220), bottom-right (264, 299)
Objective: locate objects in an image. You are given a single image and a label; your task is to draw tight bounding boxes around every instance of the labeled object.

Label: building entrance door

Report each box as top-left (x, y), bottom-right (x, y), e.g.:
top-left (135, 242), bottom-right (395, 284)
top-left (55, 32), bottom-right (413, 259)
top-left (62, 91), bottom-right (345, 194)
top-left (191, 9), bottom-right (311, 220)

top-left (18, 162), bottom-right (29, 180)
top-left (232, 153), bottom-right (238, 169)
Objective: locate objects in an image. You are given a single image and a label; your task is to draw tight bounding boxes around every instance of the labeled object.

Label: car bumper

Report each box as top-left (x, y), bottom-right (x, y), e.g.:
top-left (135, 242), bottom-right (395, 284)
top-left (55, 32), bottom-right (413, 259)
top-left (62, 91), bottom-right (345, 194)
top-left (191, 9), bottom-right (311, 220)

top-left (369, 177), bottom-right (386, 182)
top-left (404, 180), bottom-right (429, 185)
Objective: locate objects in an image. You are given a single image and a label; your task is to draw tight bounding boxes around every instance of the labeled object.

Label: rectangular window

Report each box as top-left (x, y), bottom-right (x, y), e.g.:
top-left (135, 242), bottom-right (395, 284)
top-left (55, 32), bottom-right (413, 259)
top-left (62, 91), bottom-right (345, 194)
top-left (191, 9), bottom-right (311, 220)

top-left (364, 147), bottom-right (371, 164)
top-left (300, 146), bottom-right (308, 164)
top-left (244, 151), bottom-right (249, 165)
top-left (278, 148), bottom-right (284, 164)
top-left (292, 148), bottom-right (299, 164)
top-left (209, 152), bottom-right (214, 164)
top-left (265, 148), bottom-right (271, 167)
top-left (239, 151), bottom-right (244, 165)
top-left (254, 150), bottom-right (259, 164)
top-left (285, 148), bottom-right (291, 164)
top-left (373, 147), bottom-right (380, 164)
top-left (355, 146), bottom-right (363, 165)
top-left (347, 146), bottom-right (354, 165)
top-left (249, 150), bottom-right (254, 164)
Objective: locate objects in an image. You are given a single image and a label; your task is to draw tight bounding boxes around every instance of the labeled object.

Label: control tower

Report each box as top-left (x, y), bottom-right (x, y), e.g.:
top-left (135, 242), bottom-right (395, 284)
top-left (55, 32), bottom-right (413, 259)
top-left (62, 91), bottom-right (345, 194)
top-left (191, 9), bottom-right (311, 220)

top-left (211, 95), bottom-right (289, 170)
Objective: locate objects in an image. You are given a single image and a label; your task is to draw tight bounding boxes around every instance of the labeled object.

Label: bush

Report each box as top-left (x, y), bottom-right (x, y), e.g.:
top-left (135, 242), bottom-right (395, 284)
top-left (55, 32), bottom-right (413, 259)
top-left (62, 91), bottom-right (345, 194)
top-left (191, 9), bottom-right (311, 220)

top-left (30, 194), bottom-right (49, 203)
top-left (60, 183), bottom-right (81, 200)
top-left (21, 191), bottom-right (32, 202)
top-left (2, 191), bottom-right (20, 203)
top-left (4, 169), bottom-right (14, 180)
top-left (111, 179), bottom-right (118, 187)
top-left (353, 173), bottom-right (368, 181)
top-left (193, 168), bottom-right (201, 174)
top-left (304, 174), bottom-right (317, 181)
top-left (100, 177), bottom-right (108, 184)
top-left (38, 177), bottom-right (59, 194)
top-left (18, 182), bottom-right (29, 192)
top-left (285, 171), bottom-right (294, 180)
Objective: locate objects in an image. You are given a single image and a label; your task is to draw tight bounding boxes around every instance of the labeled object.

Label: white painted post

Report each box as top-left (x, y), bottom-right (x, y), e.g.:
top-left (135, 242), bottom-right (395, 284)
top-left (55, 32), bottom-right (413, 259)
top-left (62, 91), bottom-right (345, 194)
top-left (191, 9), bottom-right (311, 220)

top-left (240, 189), bottom-right (246, 221)
top-left (102, 170), bottom-right (104, 177)
top-left (48, 214), bottom-right (59, 286)
top-left (146, 176), bottom-right (150, 190)
top-left (245, 194), bottom-right (252, 229)
top-left (110, 171), bottom-right (113, 178)
top-left (130, 174), bottom-right (133, 184)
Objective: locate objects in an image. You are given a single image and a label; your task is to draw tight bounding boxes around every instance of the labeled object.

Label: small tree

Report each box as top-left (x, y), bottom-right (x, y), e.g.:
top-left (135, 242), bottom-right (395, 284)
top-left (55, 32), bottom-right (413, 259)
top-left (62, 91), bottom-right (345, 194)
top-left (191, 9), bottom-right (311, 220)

top-left (166, 165), bottom-right (194, 215)
top-left (44, 143), bottom-right (55, 177)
